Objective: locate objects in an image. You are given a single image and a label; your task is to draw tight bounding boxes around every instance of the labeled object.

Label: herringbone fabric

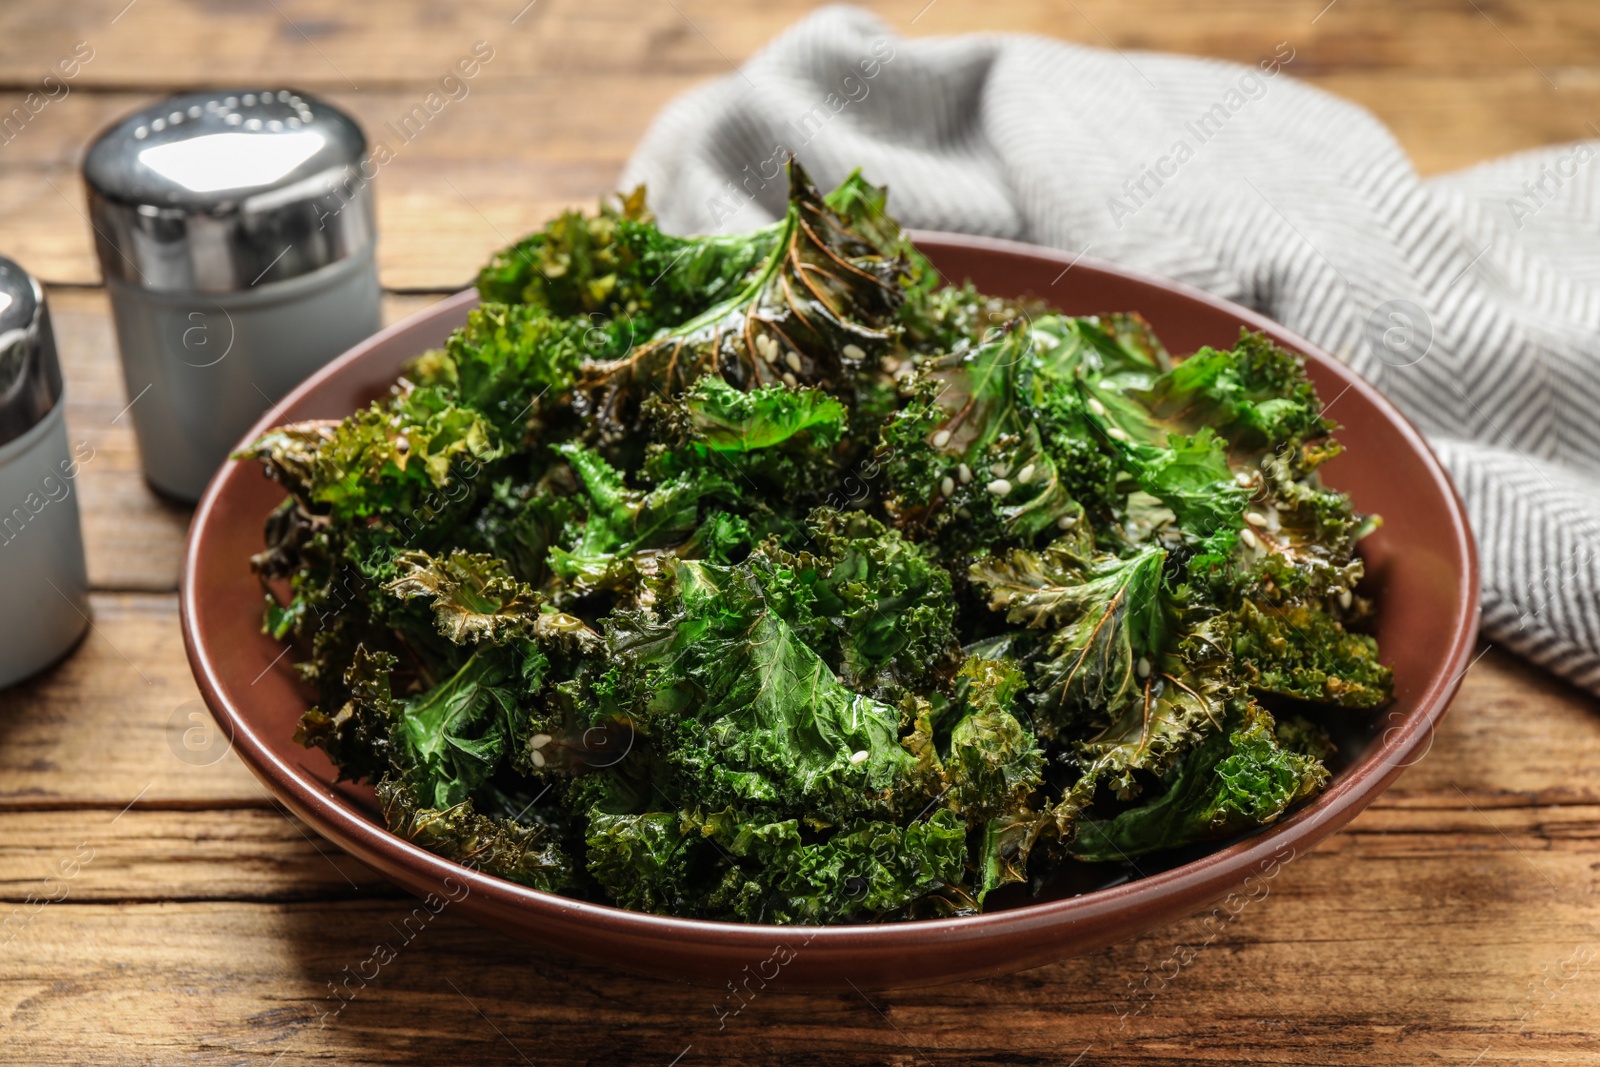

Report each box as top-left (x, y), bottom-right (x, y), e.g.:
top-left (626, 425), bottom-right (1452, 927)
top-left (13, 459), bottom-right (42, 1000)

top-left (622, 5), bottom-right (1600, 696)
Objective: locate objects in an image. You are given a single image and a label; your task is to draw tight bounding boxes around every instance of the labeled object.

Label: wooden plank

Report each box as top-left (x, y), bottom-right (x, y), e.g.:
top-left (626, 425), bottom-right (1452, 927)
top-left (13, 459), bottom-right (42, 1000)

top-left (0, 84), bottom-right (663, 288)
top-left (0, 808), bottom-right (389, 902)
top-left (0, 1), bottom-right (1594, 286)
top-left (0, 593), bottom-right (260, 807)
top-left (0, 803), bottom-right (1595, 1064)
top-left (0, 0), bottom-right (742, 88)
top-left (1376, 644), bottom-right (1600, 808)
top-left (2, 0), bottom-right (1598, 88)
top-left (1314, 69), bottom-right (1600, 175)
top-left (1, 66), bottom-right (1590, 288)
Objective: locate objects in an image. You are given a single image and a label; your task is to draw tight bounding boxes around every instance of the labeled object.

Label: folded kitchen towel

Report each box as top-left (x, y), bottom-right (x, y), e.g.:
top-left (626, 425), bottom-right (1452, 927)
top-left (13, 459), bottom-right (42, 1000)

top-left (621, 5), bottom-right (1600, 697)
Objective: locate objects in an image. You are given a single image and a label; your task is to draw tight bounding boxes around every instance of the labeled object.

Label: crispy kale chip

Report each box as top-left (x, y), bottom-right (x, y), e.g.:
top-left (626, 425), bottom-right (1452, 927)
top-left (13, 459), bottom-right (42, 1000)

top-left (763, 509), bottom-right (960, 698)
top-left (669, 375), bottom-right (846, 453)
top-left (971, 543), bottom-right (1168, 732)
top-left (404, 303), bottom-right (618, 439)
top-left (247, 386), bottom-right (500, 524)
top-left (476, 184), bottom-right (777, 339)
top-left (379, 777), bottom-right (573, 892)
top-left (1068, 705), bottom-right (1327, 862)
top-left (576, 167), bottom-right (913, 441)
top-left (605, 556), bottom-right (925, 825)
top-left (1230, 601), bottom-right (1393, 708)
top-left (247, 163), bottom-right (1391, 923)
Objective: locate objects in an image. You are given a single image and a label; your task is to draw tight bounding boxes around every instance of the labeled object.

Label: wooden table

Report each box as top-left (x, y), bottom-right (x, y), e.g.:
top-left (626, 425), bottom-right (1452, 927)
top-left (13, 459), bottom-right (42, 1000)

top-left (2, 2), bottom-right (1597, 1063)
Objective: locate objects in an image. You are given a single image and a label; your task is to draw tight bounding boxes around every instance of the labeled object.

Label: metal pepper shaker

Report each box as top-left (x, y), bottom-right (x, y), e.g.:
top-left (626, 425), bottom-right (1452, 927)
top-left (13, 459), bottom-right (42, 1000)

top-left (0, 256), bottom-right (90, 688)
top-left (83, 89), bottom-right (381, 501)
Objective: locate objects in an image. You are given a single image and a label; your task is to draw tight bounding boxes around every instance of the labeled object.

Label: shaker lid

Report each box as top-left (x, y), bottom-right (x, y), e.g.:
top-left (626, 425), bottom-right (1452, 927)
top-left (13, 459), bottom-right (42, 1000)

top-left (83, 90), bottom-right (375, 294)
top-left (0, 256), bottom-right (63, 449)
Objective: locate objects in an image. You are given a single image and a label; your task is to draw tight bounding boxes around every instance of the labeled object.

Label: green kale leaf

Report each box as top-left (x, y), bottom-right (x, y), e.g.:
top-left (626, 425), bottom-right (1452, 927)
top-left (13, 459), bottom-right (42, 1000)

top-left (1230, 600), bottom-right (1393, 708)
top-left (971, 543), bottom-right (1169, 732)
top-left (605, 558), bottom-right (925, 826)
top-left (1068, 704), bottom-right (1327, 862)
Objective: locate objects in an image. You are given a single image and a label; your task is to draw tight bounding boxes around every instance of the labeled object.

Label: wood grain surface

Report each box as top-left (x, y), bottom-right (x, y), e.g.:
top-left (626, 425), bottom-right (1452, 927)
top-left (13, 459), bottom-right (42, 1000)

top-left (0, 2), bottom-right (1596, 1064)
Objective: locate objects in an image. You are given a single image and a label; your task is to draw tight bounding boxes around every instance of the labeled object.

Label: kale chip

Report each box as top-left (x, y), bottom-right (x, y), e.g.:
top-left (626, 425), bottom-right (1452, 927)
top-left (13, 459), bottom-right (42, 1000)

top-left (246, 163), bottom-right (1390, 923)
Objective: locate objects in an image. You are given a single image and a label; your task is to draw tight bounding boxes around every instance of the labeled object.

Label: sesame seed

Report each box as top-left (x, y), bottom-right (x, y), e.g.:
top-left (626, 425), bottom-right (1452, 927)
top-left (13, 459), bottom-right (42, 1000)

top-left (786, 351), bottom-right (803, 373)
top-left (990, 462), bottom-right (1008, 478)
top-left (931, 429), bottom-right (952, 449)
top-left (530, 750), bottom-right (547, 768)
top-left (1057, 513), bottom-right (1078, 530)
top-left (530, 733), bottom-right (552, 750)
top-left (1245, 511), bottom-right (1268, 528)
top-left (1087, 397), bottom-right (1107, 418)
top-left (1106, 427), bottom-right (1130, 442)
top-left (1017, 463), bottom-right (1036, 485)
top-left (849, 749), bottom-right (870, 765)
top-left (1234, 470), bottom-right (1254, 487)
top-left (986, 478), bottom-right (1012, 497)
top-left (1240, 527), bottom-right (1260, 549)
top-left (1338, 587), bottom-right (1353, 610)
top-left (957, 507), bottom-right (972, 519)
top-left (842, 343), bottom-right (866, 361)
top-left (941, 476), bottom-right (955, 497)
top-left (761, 347), bottom-right (778, 364)
top-left (1136, 656), bottom-right (1151, 679)
top-left (957, 463), bottom-right (973, 484)
top-left (782, 372), bottom-right (798, 388)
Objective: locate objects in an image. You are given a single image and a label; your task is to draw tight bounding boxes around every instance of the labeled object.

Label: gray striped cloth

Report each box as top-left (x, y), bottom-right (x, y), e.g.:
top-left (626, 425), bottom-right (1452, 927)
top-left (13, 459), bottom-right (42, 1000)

top-left (622, 5), bottom-right (1600, 696)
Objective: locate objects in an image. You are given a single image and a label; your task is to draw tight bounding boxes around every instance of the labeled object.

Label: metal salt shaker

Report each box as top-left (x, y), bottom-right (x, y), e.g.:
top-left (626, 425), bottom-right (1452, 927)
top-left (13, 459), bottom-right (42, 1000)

top-left (83, 89), bottom-right (381, 501)
top-left (0, 256), bottom-right (90, 688)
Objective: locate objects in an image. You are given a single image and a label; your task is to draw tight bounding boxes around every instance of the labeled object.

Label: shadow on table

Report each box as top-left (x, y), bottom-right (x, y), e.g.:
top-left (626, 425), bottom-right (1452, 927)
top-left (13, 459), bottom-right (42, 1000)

top-left (221, 844), bottom-right (1540, 1067)
top-left (245, 901), bottom-right (1121, 1065)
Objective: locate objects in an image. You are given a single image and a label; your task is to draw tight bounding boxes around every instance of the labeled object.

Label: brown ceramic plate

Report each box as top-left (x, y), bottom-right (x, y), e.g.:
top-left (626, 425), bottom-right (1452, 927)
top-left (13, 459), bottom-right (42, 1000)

top-left (181, 233), bottom-right (1479, 990)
